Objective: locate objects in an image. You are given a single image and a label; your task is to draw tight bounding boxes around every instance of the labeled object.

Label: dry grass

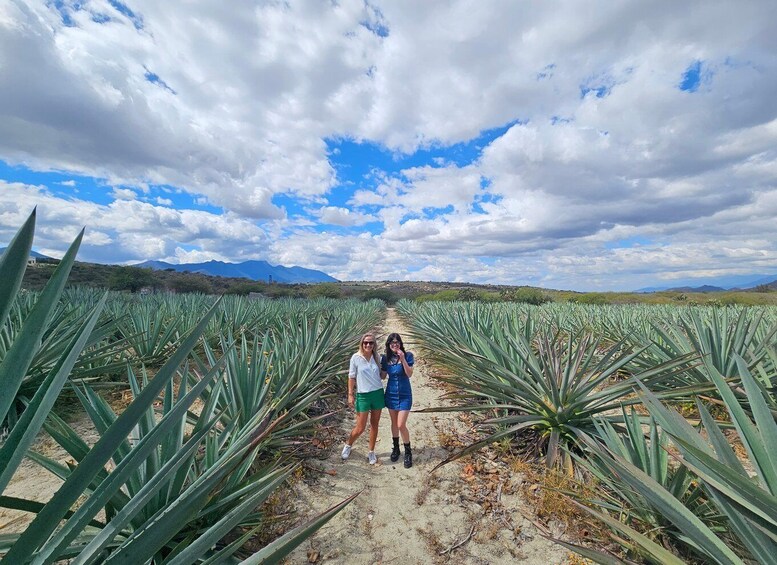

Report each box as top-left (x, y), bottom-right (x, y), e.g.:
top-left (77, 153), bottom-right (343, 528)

top-left (565, 553), bottom-right (596, 564)
top-left (505, 456), bottom-right (609, 544)
top-left (415, 472), bottom-right (441, 506)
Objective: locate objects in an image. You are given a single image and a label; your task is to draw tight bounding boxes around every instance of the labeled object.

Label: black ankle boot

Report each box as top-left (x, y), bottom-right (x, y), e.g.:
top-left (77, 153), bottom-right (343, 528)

top-left (390, 437), bottom-right (400, 462)
top-left (403, 443), bottom-right (412, 468)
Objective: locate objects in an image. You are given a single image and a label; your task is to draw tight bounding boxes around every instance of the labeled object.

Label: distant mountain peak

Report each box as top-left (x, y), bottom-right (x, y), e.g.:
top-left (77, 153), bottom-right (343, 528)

top-left (135, 259), bottom-right (337, 284)
top-left (0, 247), bottom-right (52, 260)
top-left (636, 274), bottom-right (777, 293)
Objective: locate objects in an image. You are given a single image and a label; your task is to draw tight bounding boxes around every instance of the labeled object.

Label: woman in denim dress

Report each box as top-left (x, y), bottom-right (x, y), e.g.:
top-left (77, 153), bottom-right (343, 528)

top-left (380, 333), bottom-right (415, 468)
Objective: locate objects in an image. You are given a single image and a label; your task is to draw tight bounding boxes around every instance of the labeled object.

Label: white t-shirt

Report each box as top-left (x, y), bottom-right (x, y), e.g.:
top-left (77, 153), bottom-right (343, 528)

top-left (348, 353), bottom-right (383, 393)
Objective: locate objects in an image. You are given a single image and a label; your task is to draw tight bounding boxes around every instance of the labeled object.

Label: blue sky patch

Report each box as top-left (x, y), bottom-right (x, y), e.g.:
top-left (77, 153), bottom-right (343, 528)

top-left (361, 4), bottom-right (389, 37)
top-left (0, 160), bottom-right (223, 214)
top-left (0, 160), bottom-right (115, 205)
top-left (146, 186), bottom-right (222, 214)
top-left (108, 0), bottom-right (143, 30)
top-left (326, 119), bottom-right (521, 191)
top-left (361, 19), bottom-right (389, 38)
top-left (272, 193), bottom-right (309, 219)
top-left (48, 1), bottom-right (79, 27)
top-left (605, 236), bottom-right (655, 249)
top-left (680, 60), bottom-right (703, 91)
top-left (580, 84), bottom-right (610, 99)
top-left (144, 70), bottom-right (176, 94)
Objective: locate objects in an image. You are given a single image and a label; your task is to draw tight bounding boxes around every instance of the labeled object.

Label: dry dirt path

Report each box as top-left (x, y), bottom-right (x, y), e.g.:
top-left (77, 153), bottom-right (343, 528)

top-left (287, 308), bottom-right (568, 564)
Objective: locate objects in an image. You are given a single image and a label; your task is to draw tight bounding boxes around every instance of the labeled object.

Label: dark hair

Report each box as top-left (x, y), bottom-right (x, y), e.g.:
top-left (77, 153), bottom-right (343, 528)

top-left (383, 332), bottom-right (406, 362)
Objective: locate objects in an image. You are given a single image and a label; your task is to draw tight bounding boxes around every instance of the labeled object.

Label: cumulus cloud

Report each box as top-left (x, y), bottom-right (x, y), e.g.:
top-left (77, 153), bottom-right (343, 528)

top-left (317, 206), bottom-right (373, 227)
top-left (111, 188), bottom-right (137, 200)
top-left (1, 1), bottom-right (776, 290)
top-left (0, 0), bottom-right (382, 216)
top-left (0, 180), bottom-right (269, 264)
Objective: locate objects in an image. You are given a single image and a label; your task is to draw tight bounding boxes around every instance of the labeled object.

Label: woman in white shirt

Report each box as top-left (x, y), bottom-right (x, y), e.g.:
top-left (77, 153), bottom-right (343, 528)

top-left (341, 333), bottom-right (385, 465)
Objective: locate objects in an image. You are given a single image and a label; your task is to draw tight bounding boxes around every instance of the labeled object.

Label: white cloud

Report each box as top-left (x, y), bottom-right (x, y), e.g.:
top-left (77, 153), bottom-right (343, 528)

top-left (0, 180), bottom-right (269, 264)
top-left (2, 1), bottom-right (776, 290)
top-left (0, 0), bottom-right (381, 216)
top-left (317, 206), bottom-right (373, 226)
top-left (111, 187), bottom-right (137, 200)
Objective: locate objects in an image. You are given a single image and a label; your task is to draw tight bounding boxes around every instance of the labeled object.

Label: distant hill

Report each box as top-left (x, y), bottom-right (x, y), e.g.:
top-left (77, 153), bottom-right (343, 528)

top-left (664, 285), bottom-right (726, 293)
top-left (0, 247), bottom-right (52, 260)
top-left (637, 274), bottom-right (777, 293)
top-left (136, 259), bottom-right (337, 284)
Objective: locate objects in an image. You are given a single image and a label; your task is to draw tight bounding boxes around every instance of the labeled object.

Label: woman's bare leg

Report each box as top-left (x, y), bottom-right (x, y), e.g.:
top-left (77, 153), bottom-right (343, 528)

top-left (368, 409), bottom-right (382, 451)
top-left (347, 411), bottom-right (368, 445)
top-left (388, 409), bottom-right (399, 437)
top-left (397, 410), bottom-right (410, 443)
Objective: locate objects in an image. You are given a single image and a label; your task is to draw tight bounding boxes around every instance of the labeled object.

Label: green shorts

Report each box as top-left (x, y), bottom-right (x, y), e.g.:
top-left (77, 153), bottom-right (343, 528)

top-left (355, 388), bottom-right (385, 413)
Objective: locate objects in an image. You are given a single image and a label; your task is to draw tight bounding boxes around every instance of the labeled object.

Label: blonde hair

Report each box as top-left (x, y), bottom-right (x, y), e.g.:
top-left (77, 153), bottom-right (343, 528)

top-left (358, 333), bottom-right (379, 362)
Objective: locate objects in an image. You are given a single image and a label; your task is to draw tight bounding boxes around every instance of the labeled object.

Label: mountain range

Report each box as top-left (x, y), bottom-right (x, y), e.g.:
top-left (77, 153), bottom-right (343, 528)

top-left (2, 246), bottom-right (337, 284)
top-left (135, 259), bottom-right (337, 284)
top-left (4, 246), bottom-right (774, 290)
top-left (637, 274), bottom-right (777, 293)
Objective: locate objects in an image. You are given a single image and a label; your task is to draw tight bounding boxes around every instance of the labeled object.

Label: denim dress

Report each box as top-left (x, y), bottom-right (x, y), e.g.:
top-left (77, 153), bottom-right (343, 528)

top-left (381, 351), bottom-right (414, 410)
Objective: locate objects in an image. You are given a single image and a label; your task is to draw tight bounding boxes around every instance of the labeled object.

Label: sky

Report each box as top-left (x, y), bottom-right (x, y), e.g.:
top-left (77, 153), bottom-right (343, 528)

top-left (1, 0), bottom-right (776, 292)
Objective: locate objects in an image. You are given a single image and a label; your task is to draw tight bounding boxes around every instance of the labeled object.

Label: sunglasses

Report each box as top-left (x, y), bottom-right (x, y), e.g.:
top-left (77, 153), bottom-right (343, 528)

top-left (362, 341), bottom-right (375, 345)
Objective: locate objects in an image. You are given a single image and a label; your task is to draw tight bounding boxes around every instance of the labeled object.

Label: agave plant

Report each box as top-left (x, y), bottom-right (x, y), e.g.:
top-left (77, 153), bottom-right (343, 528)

top-left (114, 301), bottom-right (194, 366)
top-left (1, 294), bottom-right (128, 399)
top-left (0, 210), bottom-right (107, 486)
top-left (10, 357), bottom-right (342, 563)
top-left (198, 318), bottom-right (350, 437)
top-left (561, 409), bottom-right (724, 562)
top-left (403, 303), bottom-right (694, 471)
top-left (0, 212), bottom-right (358, 562)
top-left (621, 308), bottom-right (777, 392)
top-left (558, 356), bottom-right (777, 565)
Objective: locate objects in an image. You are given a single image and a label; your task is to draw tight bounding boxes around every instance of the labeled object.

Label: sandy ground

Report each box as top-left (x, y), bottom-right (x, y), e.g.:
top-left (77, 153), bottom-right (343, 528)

top-left (0, 308), bottom-right (573, 563)
top-left (286, 308), bottom-right (569, 564)
top-left (0, 419), bottom-right (99, 534)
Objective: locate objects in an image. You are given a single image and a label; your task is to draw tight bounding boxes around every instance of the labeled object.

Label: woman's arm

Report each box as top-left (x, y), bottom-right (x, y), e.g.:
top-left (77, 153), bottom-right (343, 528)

top-left (397, 350), bottom-right (414, 377)
top-left (347, 377), bottom-right (355, 407)
top-left (347, 355), bottom-right (356, 407)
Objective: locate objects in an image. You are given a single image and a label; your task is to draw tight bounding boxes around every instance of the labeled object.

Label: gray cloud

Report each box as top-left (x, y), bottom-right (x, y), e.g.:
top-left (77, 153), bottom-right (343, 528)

top-left (1, 1), bottom-right (776, 290)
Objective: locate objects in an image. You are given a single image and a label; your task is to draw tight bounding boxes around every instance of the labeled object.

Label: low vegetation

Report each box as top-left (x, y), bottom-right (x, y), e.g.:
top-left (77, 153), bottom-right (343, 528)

top-left (6, 210), bottom-right (777, 563)
top-left (24, 259), bottom-right (776, 306)
top-left (399, 299), bottom-right (777, 563)
top-left (1, 211), bottom-right (383, 562)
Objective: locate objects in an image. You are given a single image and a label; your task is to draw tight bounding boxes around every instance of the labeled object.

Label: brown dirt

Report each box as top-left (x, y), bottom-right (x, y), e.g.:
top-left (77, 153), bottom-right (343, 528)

top-left (0, 417), bottom-right (99, 534)
top-left (285, 308), bottom-right (570, 564)
top-left (0, 308), bottom-right (577, 563)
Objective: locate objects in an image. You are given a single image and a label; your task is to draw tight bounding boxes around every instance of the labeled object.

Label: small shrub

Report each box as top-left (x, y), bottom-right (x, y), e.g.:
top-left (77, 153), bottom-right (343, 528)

top-left (569, 292), bottom-right (608, 305)
top-left (500, 287), bottom-right (551, 305)
top-left (307, 282), bottom-right (342, 299)
top-left (108, 266), bottom-right (155, 293)
top-left (415, 289), bottom-right (455, 302)
top-left (456, 288), bottom-right (478, 301)
top-left (169, 277), bottom-right (212, 294)
top-left (361, 288), bottom-right (398, 304)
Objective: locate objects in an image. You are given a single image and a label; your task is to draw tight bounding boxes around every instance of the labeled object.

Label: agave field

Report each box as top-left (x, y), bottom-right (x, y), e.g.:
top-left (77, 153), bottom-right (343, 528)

top-left (398, 300), bottom-right (777, 564)
top-left (4, 210), bottom-right (777, 564)
top-left (0, 211), bottom-right (382, 563)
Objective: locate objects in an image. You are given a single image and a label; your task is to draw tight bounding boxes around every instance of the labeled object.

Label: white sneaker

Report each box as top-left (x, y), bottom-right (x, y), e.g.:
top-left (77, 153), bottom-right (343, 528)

top-left (368, 451), bottom-right (377, 465)
top-left (341, 444), bottom-right (352, 460)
